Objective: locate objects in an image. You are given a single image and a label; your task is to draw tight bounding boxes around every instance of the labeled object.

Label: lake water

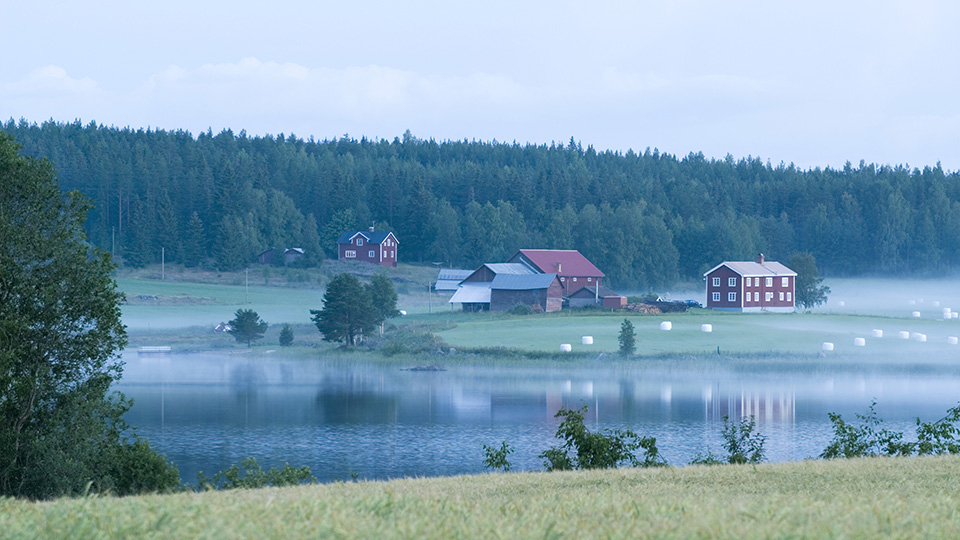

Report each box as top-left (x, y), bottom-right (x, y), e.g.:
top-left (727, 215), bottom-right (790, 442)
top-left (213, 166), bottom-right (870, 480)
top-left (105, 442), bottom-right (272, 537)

top-left (116, 351), bottom-right (960, 485)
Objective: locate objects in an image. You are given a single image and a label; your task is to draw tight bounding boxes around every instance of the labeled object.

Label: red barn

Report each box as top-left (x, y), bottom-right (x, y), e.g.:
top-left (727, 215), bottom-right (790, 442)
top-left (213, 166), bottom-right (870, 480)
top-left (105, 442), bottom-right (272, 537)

top-left (337, 229), bottom-right (399, 267)
top-left (507, 249), bottom-right (605, 296)
top-left (704, 254), bottom-right (796, 312)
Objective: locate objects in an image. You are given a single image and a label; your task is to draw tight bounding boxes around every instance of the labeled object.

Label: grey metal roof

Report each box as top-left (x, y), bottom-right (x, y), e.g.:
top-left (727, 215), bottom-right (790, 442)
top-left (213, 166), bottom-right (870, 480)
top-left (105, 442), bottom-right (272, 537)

top-left (449, 283), bottom-right (492, 304)
top-left (484, 262), bottom-right (537, 275)
top-left (437, 269), bottom-right (473, 281)
top-left (490, 273), bottom-right (557, 290)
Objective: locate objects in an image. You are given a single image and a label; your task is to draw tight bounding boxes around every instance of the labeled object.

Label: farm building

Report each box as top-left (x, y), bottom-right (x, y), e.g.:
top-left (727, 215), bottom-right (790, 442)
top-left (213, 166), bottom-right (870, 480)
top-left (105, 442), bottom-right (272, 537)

top-left (433, 269), bottom-right (473, 292)
top-left (567, 284), bottom-right (627, 309)
top-left (337, 228), bottom-right (399, 267)
top-left (258, 247), bottom-right (306, 265)
top-left (507, 249), bottom-right (605, 295)
top-left (704, 254), bottom-right (796, 312)
top-left (450, 263), bottom-right (563, 312)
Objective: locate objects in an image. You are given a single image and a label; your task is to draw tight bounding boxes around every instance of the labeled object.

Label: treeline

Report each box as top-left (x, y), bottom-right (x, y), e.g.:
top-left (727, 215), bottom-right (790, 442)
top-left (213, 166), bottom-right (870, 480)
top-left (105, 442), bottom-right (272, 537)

top-left (5, 119), bottom-right (960, 289)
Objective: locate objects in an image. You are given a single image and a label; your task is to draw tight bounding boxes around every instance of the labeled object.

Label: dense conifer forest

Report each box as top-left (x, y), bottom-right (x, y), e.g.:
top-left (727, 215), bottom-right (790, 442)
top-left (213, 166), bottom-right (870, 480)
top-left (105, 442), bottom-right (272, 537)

top-left (5, 119), bottom-right (959, 289)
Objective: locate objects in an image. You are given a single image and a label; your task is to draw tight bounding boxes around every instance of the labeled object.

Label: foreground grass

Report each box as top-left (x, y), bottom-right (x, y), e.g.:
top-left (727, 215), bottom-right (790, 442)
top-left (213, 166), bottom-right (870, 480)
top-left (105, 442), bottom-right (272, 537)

top-left (4, 456), bottom-right (959, 539)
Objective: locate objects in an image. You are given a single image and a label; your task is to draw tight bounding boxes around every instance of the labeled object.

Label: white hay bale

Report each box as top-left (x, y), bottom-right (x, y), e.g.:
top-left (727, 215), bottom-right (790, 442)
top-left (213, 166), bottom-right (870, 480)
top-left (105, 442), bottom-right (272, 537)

top-left (914, 333), bottom-right (927, 342)
top-left (899, 331), bottom-right (910, 339)
top-left (912, 311), bottom-right (922, 318)
top-left (838, 301), bottom-right (846, 307)
top-left (822, 342), bottom-right (834, 351)
top-left (872, 329), bottom-right (883, 338)
top-left (701, 324), bottom-right (713, 333)
top-left (949, 337), bottom-right (959, 345)
top-left (854, 337), bottom-right (866, 347)
top-left (660, 321), bottom-right (672, 331)
top-left (582, 336), bottom-right (593, 345)
top-left (560, 343), bottom-right (572, 352)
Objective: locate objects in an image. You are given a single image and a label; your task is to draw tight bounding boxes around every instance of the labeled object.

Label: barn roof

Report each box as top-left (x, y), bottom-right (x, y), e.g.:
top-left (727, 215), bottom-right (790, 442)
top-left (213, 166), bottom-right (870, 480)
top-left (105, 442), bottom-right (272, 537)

top-left (567, 284), bottom-right (622, 298)
top-left (491, 273), bottom-right (558, 291)
top-left (512, 249), bottom-right (605, 278)
top-left (434, 269), bottom-right (473, 291)
top-left (704, 261), bottom-right (796, 277)
top-left (484, 262), bottom-right (537, 275)
top-left (449, 283), bottom-right (492, 304)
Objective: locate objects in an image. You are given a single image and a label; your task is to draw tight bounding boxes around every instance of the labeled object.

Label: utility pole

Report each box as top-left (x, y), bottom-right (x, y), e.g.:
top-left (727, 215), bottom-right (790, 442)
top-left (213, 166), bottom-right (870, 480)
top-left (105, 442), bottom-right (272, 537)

top-left (161, 247), bottom-right (165, 280)
top-left (245, 268), bottom-right (249, 304)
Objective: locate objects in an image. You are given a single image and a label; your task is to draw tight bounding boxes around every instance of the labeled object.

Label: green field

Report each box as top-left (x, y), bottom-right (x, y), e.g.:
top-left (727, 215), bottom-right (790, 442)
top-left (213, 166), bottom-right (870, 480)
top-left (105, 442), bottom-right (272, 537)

top-left (4, 456), bottom-right (960, 539)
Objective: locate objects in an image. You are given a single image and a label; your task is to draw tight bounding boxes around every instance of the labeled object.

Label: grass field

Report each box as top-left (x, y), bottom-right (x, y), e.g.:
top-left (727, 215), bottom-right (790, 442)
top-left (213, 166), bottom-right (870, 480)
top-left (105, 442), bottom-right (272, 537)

top-left (4, 456), bottom-right (959, 539)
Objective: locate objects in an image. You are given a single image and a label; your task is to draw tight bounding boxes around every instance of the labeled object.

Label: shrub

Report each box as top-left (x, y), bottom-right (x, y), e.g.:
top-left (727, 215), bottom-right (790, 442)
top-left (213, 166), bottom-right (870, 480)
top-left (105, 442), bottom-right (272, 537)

top-left (197, 457), bottom-right (315, 490)
top-left (482, 440), bottom-right (514, 472)
top-left (689, 415), bottom-right (766, 466)
top-left (540, 405), bottom-right (665, 471)
top-left (820, 400), bottom-right (914, 459)
top-left (279, 324), bottom-right (294, 346)
top-left (507, 303), bottom-right (534, 316)
top-left (916, 403), bottom-right (960, 455)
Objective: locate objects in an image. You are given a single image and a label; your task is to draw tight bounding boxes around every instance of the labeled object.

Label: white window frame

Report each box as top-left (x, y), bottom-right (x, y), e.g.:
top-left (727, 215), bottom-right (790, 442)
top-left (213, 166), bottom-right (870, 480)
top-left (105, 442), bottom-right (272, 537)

top-left (787, 292), bottom-right (792, 302)
top-left (779, 292), bottom-right (784, 301)
top-left (765, 277), bottom-right (773, 287)
top-left (728, 277), bottom-right (737, 287)
top-left (712, 292), bottom-right (720, 302)
top-left (765, 292), bottom-right (773, 302)
top-left (712, 277), bottom-right (720, 287)
top-left (728, 292), bottom-right (737, 302)
top-left (782, 277), bottom-right (789, 287)
top-left (356, 238), bottom-right (363, 246)
top-left (745, 277), bottom-right (751, 287)
top-left (345, 250), bottom-right (356, 258)
top-left (369, 250), bottom-right (376, 258)
top-left (754, 292), bottom-right (759, 302)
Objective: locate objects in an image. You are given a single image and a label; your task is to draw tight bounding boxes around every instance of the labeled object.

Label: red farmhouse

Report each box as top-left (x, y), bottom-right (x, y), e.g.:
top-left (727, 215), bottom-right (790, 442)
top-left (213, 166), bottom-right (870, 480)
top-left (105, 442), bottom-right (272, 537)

top-left (337, 229), bottom-right (399, 267)
top-left (507, 249), bottom-right (605, 296)
top-left (704, 254), bottom-right (796, 312)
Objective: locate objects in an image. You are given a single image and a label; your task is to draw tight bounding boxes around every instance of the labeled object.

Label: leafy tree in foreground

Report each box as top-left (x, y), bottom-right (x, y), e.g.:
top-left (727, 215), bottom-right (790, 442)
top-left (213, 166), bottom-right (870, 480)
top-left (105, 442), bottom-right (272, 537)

top-left (311, 273), bottom-right (376, 345)
top-left (540, 405), bottom-right (665, 471)
top-left (790, 252), bottom-right (830, 310)
top-left (619, 319), bottom-right (636, 356)
top-left (0, 132), bottom-right (179, 499)
top-left (228, 309), bottom-right (268, 347)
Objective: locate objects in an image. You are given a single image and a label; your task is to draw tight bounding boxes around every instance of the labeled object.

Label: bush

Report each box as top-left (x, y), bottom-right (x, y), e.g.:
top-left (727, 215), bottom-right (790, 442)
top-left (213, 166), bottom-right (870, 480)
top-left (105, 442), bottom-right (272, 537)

top-left (482, 440), bottom-right (514, 472)
top-left (540, 405), bottom-right (665, 470)
top-left (820, 400), bottom-right (914, 459)
top-left (689, 415), bottom-right (766, 466)
top-left (197, 457), bottom-right (315, 490)
top-left (107, 437), bottom-right (182, 496)
top-left (507, 303), bottom-right (534, 316)
top-left (279, 324), bottom-right (294, 346)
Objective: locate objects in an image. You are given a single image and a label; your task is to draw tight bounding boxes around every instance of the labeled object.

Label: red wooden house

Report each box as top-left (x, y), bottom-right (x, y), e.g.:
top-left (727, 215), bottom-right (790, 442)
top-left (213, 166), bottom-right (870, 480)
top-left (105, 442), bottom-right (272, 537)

top-left (337, 229), bottom-right (399, 267)
top-left (507, 249), bottom-right (605, 296)
top-left (704, 254), bottom-right (796, 312)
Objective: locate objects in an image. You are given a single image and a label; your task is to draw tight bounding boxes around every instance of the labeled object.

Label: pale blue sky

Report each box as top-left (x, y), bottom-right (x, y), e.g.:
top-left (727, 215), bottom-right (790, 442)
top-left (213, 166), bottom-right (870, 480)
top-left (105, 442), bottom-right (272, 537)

top-left (3, 0), bottom-right (958, 170)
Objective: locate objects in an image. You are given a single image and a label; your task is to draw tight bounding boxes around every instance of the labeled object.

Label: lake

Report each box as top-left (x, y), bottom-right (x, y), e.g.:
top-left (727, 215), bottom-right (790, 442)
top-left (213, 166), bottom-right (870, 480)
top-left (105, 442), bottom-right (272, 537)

top-left (116, 351), bottom-right (960, 485)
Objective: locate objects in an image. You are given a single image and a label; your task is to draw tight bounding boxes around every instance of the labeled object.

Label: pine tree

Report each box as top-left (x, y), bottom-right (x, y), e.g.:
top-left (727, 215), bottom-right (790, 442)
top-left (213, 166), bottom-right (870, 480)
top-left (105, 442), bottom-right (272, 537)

top-left (311, 273), bottom-right (376, 345)
top-left (619, 319), bottom-right (636, 356)
top-left (228, 309), bottom-right (268, 347)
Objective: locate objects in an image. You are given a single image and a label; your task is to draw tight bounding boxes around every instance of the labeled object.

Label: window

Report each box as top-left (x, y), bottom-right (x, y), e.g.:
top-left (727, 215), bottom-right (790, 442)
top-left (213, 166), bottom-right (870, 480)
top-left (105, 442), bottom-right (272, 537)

top-left (745, 277), bottom-right (751, 287)
top-left (587, 277), bottom-right (592, 282)
top-left (560, 277), bottom-right (565, 281)
top-left (345, 250), bottom-right (356, 258)
top-left (712, 292), bottom-right (720, 302)
top-left (787, 292), bottom-right (792, 302)
top-left (765, 277), bottom-right (773, 287)
top-left (369, 250), bottom-right (376, 258)
top-left (754, 292), bottom-right (759, 302)
top-left (573, 277), bottom-right (577, 282)
top-left (356, 238), bottom-right (363, 246)
top-left (782, 277), bottom-right (789, 287)
top-left (712, 277), bottom-right (720, 287)
top-left (728, 292), bottom-right (737, 302)
top-left (779, 292), bottom-right (784, 301)
top-left (728, 277), bottom-right (737, 287)
top-left (765, 292), bottom-right (773, 302)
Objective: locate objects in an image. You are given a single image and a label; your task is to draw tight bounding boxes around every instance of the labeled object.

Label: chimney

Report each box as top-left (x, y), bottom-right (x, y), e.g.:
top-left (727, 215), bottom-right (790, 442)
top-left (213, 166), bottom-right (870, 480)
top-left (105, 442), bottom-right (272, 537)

top-left (757, 253), bottom-right (764, 264)
top-left (369, 222), bottom-right (375, 233)
top-left (557, 262), bottom-right (562, 273)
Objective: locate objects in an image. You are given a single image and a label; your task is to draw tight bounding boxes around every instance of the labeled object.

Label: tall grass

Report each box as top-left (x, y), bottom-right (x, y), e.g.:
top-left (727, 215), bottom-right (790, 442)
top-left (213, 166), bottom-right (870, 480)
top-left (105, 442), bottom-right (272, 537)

top-left (4, 456), bottom-right (959, 538)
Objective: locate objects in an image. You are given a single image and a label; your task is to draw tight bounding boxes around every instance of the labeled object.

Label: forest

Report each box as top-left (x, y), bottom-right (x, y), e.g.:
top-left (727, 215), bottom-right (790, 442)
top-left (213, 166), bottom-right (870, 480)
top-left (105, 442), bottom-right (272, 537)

top-left (4, 119), bottom-right (959, 290)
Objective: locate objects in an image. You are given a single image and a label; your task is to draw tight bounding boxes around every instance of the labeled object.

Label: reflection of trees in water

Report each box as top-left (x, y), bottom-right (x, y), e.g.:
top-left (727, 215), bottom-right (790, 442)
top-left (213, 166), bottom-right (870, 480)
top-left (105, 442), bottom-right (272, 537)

top-left (314, 391), bottom-right (400, 424)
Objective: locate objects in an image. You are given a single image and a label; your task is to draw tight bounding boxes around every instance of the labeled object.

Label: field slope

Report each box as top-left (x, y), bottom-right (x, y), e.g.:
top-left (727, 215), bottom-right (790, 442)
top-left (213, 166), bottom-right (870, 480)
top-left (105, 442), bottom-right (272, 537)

top-left (4, 456), bottom-right (960, 539)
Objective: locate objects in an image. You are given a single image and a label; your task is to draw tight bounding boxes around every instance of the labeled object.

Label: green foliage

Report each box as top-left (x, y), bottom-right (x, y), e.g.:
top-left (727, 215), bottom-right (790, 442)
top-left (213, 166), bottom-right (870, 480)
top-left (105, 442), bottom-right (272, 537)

top-left (720, 415), bottom-right (766, 464)
top-left (312, 273), bottom-right (376, 345)
top-left (820, 400), bottom-right (916, 459)
top-left (367, 272), bottom-right (400, 326)
top-left (228, 309), bottom-right (268, 347)
top-left (482, 440), bottom-right (514, 472)
top-left (506, 302), bottom-right (534, 316)
top-left (618, 319), bottom-right (636, 356)
top-left (790, 252), bottom-right (831, 310)
top-left (916, 403), bottom-right (960, 456)
top-left (0, 132), bottom-right (178, 499)
top-left (197, 457), bottom-right (315, 490)
top-left (540, 405), bottom-right (665, 471)
top-left (279, 324), bottom-right (294, 347)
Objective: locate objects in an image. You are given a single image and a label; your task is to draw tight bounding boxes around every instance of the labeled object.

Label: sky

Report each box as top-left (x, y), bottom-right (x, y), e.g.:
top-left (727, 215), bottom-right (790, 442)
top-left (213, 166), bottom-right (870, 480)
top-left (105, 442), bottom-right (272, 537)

top-left (3, 0), bottom-right (959, 171)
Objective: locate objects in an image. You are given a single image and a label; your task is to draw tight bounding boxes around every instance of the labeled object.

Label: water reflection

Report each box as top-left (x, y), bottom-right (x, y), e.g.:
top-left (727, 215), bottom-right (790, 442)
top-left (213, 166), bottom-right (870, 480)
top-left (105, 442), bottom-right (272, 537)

top-left (117, 351), bottom-right (960, 484)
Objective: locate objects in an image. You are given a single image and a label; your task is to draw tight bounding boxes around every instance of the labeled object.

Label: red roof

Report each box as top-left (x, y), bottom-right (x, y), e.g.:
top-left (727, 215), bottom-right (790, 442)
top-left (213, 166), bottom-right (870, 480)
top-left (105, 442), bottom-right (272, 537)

top-left (513, 249), bottom-right (605, 278)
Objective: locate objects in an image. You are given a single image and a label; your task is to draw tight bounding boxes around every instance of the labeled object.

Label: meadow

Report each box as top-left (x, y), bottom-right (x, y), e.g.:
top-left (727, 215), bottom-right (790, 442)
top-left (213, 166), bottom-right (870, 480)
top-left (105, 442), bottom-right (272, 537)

top-left (4, 456), bottom-right (960, 539)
